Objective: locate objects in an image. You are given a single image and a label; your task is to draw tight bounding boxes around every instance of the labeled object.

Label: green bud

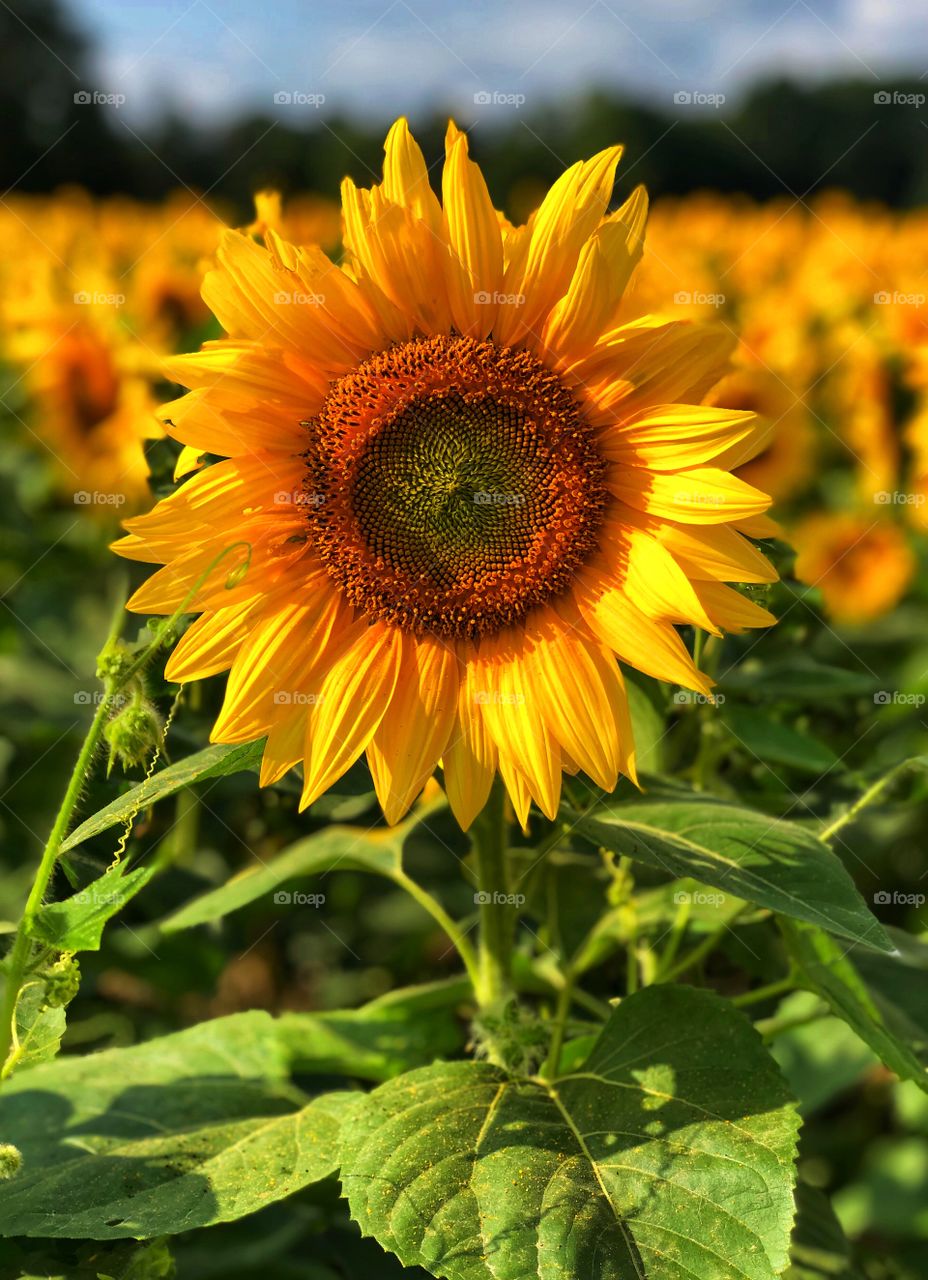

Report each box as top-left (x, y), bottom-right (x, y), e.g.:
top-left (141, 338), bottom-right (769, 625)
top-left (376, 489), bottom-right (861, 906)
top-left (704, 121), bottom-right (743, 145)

top-left (44, 953), bottom-right (80, 1008)
top-left (0, 1143), bottom-right (22, 1180)
top-left (104, 691), bottom-right (163, 773)
top-left (96, 639), bottom-right (138, 689)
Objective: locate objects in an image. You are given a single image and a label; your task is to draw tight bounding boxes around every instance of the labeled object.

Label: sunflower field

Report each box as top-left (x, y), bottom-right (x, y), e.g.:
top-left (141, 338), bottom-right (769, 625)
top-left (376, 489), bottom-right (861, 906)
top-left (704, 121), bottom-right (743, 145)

top-left (1, 96), bottom-right (928, 1280)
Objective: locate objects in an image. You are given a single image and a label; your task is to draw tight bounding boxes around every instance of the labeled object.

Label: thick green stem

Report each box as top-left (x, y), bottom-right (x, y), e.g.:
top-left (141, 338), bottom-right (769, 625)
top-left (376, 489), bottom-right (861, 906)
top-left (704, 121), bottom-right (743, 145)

top-left (471, 779), bottom-right (513, 1008)
top-left (0, 694), bottom-right (111, 1077)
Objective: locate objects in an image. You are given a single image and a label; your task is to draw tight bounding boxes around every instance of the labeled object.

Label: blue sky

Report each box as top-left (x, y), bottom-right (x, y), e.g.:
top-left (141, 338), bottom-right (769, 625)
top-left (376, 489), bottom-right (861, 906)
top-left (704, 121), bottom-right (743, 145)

top-left (67, 0), bottom-right (928, 127)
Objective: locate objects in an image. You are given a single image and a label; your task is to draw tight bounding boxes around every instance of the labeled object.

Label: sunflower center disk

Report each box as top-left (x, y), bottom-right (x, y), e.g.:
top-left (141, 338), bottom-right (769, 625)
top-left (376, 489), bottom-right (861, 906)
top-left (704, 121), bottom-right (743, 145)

top-left (305, 335), bottom-right (606, 639)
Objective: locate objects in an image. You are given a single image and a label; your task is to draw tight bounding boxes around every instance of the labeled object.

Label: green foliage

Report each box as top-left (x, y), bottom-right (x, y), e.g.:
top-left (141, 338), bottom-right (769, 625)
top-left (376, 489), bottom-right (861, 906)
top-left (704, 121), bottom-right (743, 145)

top-left (569, 791), bottom-right (892, 951)
top-left (340, 986), bottom-right (800, 1280)
top-left (0, 1011), bottom-right (356, 1239)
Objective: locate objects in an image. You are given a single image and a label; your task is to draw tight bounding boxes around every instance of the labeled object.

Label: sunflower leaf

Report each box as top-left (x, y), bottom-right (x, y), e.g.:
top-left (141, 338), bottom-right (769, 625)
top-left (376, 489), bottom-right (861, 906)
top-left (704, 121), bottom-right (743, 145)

top-left (61, 740), bottom-right (265, 852)
top-left (339, 985), bottom-right (800, 1280)
top-left (27, 861), bottom-right (157, 951)
top-left (0, 1010), bottom-right (358, 1239)
top-left (783, 922), bottom-right (928, 1093)
top-left (160, 800), bottom-right (445, 932)
top-left (568, 793), bottom-right (893, 952)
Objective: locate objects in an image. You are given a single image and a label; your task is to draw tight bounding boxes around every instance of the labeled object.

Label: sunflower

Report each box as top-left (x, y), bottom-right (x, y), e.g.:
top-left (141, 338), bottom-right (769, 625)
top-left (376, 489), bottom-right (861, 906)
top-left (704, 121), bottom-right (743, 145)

top-left (115, 119), bottom-right (777, 828)
top-left (792, 512), bottom-right (914, 624)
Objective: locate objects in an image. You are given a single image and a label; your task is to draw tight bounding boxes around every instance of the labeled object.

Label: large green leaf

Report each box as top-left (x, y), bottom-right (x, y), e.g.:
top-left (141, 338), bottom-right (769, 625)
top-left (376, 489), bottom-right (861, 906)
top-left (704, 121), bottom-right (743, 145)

top-left (340, 985), bottom-right (800, 1280)
top-left (61, 741), bottom-right (265, 852)
top-left (784, 923), bottom-right (928, 1093)
top-left (569, 793), bottom-right (892, 952)
top-left (0, 1010), bottom-right (355, 1239)
top-left (28, 861), bottom-right (157, 951)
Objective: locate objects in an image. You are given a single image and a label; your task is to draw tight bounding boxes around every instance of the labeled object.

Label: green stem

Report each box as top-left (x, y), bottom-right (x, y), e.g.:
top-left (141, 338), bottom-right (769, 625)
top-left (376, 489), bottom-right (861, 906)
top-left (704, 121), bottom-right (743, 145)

top-left (471, 779), bottom-right (513, 1008)
top-left (757, 1001), bottom-right (829, 1041)
top-left (820, 759), bottom-right (920, 843)
top-left (657, 906), bottom-right (749, 984)
top-left (541, 971), bottom-right (576, 1078)
top-left (0, 694), bottom-right (112, 1077)
top-left (731, 973), bottom-right (797, 1009)
top-left (393, 870), bottom-right (481, 995)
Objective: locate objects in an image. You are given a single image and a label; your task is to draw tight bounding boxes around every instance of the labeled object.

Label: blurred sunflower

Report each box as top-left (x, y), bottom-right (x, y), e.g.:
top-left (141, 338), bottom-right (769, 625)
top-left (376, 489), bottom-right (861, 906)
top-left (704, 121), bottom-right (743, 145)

top-left (792, 512), bottom-right (915, 623)
top-left (115, 119), bottom-right (777, 828)
top-left (707, 366), bottom-right (815, 505)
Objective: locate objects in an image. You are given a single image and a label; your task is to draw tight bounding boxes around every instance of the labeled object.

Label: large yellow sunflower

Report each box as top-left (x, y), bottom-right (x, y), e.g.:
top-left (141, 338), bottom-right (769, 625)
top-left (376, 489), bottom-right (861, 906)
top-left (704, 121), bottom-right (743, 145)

top-left (114, 119), bottom-right (777, 828)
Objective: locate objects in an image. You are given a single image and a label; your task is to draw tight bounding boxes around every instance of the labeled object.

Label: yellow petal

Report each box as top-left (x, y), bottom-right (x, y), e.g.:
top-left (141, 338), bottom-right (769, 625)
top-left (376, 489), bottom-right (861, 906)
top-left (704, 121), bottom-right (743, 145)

top-left (608, 466), bottom-right (771, 524)
top-left (542, 185), bottom-right (648, 356)
top-left (442, 658), bottom-right (499, 831)
top-left (598, 404), bottom-right (767, 470)
top-left (368, 635), bottom-right (461, 824)
top-left (442, 122), bottom-right (504, 337)
top-left (575, 576), bottom-right (712, 695)
top-left (300, 623), bottom-right (403, 810)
